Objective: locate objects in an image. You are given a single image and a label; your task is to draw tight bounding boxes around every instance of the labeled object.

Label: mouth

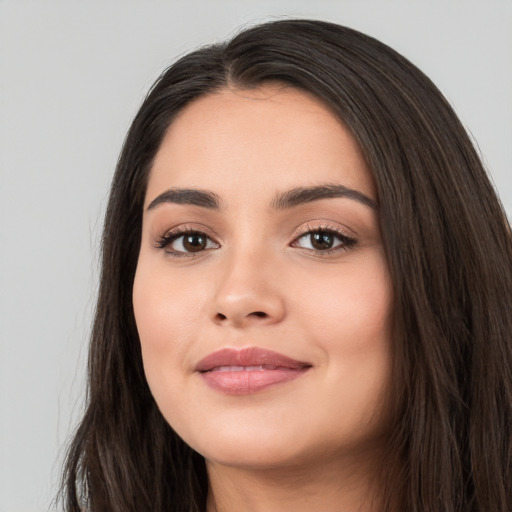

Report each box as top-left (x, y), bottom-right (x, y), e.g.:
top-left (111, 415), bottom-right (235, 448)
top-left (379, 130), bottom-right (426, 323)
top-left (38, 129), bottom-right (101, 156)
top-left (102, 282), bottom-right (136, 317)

top-left (195, 347), bottom-right (312, 395)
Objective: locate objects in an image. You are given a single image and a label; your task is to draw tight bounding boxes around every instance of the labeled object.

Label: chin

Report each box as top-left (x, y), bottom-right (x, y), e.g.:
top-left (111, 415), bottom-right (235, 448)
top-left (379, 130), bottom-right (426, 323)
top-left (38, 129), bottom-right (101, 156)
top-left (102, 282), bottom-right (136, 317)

top-left (179, 419), bottom-right (315, 470)
top-left (179, 417), bottom-right (383, 473)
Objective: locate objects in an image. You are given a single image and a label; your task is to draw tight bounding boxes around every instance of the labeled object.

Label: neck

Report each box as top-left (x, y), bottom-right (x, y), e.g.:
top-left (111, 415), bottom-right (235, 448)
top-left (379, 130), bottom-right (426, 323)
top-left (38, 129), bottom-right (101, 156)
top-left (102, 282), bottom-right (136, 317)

top-left (205, 451), bottom-right (390, 512)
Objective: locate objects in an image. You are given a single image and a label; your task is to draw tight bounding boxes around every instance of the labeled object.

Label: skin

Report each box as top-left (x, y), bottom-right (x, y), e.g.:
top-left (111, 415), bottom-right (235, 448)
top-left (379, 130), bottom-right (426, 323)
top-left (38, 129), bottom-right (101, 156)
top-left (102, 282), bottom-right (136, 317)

top-left (133, 84), bottom-right (394, 511)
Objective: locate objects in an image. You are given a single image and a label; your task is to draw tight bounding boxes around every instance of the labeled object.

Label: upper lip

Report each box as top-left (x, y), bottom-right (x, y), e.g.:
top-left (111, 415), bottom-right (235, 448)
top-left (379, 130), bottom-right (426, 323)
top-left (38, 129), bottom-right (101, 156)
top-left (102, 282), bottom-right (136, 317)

top-left (195, 347), bottom-right (311, 372)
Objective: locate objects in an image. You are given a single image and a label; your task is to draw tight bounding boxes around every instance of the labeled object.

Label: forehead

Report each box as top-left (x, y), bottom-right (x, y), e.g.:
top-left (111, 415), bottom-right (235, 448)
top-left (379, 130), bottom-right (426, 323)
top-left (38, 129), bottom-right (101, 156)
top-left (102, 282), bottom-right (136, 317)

top-left (146, 85), bottom-right (375, 206)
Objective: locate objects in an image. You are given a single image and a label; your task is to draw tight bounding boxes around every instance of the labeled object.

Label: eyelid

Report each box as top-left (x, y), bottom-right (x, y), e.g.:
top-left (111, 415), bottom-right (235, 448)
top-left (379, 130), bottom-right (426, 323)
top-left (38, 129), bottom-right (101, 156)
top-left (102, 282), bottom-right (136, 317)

top-left (292, 219), bottom-right (357, 240)
top-left (153, 220), bottom-right (357, 257)
top-left (154, 224), bottom-right (221, 256)
top-left (290, 221), bottom-right (358, 254)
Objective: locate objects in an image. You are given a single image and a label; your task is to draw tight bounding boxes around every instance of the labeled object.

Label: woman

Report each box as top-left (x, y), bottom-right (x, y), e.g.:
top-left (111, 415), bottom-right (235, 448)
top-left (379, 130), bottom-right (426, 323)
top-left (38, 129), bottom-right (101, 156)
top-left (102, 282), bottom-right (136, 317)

top-left (61, 19), bottom-right (512, 511)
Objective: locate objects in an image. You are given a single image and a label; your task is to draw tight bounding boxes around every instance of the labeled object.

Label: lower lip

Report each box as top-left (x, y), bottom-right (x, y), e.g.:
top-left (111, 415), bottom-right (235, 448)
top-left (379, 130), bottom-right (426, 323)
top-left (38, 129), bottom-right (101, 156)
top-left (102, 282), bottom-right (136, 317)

top-left (199, 367), bottom-right (309, 395)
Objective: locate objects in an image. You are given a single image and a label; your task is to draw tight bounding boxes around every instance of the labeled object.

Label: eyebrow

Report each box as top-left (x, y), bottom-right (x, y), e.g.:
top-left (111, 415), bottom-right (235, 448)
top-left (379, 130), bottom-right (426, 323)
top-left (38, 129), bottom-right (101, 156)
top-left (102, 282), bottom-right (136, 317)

top-left (270, 184), bottom-right (377, 210)
top-left (147, 188), bottom-right (220, 210)
top-left (146, 184), bottom-right (377, 212)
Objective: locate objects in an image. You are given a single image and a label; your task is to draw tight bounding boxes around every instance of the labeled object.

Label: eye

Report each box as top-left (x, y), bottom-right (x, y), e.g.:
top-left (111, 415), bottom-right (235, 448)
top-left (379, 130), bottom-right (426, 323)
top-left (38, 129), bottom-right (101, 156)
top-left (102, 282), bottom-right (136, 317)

top-left (292, 229), bottom-right (356, 253)
top-left (156, 229), bottom-right (220, 255)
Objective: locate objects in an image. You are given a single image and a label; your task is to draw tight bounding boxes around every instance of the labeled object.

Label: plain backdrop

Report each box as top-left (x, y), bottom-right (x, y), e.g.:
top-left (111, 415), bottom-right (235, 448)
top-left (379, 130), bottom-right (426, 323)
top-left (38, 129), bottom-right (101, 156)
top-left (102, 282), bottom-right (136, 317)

top-left (1, 1), bottom-right (511, 510)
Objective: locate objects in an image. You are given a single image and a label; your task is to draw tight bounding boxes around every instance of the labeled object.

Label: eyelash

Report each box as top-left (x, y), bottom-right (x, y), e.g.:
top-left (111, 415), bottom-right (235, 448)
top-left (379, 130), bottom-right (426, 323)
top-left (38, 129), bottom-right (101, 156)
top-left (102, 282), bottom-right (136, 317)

top-left (155, 226), bottom-right (218, 257)
top-left (291, 224), bottom-right (357, 255)
top-left (155, 224), bottom-right (357, 257)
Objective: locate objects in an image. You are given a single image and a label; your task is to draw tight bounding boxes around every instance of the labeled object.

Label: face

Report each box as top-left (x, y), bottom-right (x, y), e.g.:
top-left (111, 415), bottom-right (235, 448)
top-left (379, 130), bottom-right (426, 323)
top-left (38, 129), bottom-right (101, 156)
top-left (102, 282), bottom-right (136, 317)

top-left (133, 85), bottom-right (393, 471)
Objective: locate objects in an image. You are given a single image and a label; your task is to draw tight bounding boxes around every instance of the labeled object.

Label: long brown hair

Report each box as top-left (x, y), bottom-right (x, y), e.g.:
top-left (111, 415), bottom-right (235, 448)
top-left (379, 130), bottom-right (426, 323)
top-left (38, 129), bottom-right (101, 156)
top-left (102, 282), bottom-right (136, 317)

top-left (61, 19), bottom-right (512, 511)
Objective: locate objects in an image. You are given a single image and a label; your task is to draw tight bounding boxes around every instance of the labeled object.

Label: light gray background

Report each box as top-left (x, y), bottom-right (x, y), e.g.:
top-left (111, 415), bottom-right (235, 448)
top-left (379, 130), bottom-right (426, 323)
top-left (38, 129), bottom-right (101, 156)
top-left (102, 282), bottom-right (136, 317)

top-left (1, 1), bottom-right (511, 510)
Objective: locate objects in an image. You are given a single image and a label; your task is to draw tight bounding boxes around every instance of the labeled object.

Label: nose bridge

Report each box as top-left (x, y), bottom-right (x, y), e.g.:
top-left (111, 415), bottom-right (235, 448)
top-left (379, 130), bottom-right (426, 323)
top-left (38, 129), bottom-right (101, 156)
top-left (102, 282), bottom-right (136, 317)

top-left (212, 239), bottom-right (285, 327)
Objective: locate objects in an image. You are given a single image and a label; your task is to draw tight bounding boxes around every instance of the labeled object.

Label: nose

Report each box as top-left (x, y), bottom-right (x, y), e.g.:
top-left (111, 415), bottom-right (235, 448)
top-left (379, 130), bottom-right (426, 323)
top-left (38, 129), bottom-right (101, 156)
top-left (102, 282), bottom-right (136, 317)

top-left (211, 249), bottom-right (286, 328)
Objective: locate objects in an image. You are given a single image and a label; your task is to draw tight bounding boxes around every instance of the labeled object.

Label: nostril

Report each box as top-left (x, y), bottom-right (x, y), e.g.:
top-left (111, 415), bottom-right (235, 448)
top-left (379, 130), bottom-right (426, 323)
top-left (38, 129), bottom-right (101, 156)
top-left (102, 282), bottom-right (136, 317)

top-left (214, 310), bottom-right (270, 324)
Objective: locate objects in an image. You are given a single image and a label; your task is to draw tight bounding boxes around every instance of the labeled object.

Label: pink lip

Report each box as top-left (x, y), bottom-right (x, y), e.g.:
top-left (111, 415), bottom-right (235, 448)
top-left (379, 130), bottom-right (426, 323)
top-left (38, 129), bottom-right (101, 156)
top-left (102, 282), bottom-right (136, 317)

top-left (195, 347), bottom-right (312, 395)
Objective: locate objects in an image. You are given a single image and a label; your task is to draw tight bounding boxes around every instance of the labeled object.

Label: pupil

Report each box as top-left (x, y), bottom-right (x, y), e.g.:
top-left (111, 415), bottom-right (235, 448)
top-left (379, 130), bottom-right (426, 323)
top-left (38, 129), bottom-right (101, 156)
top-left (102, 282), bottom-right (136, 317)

top-left (312, 232), bottom-right (333, 250)
top-left (184, 234), bottom-right (206, 252)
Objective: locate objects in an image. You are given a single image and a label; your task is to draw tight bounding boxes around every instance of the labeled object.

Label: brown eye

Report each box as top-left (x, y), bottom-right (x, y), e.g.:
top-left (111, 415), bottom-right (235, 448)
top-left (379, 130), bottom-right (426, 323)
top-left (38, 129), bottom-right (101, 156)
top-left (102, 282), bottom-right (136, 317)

top-left (157, 230), bottom-right (220, 254)
top-left (181, 233), bottom-right (208, 252)
top-left (293, 229), bottom-right (356, 253)
top-left (310, 231), bottom-right (335, 250)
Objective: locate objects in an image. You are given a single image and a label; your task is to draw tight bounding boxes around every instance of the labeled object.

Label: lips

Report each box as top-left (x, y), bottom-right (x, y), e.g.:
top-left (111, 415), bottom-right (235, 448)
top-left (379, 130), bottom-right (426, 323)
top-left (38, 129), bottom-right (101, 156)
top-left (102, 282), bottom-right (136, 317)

top-left (195, 347), bottom-right (311, 394)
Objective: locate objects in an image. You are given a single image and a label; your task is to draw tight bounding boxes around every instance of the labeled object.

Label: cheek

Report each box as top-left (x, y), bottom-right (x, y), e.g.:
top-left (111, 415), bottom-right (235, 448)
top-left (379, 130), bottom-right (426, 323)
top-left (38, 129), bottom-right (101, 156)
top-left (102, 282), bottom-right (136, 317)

top-left (133, 261), bottom-right (203, 346)
top-left (132, 263), bottom-right (200, 389)
top-left (132, 262), bottom-right (203, 433)
top-left (297, 253), bottom-right (393, 347)
top-left (295, 253), bottom-right (393, 417)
